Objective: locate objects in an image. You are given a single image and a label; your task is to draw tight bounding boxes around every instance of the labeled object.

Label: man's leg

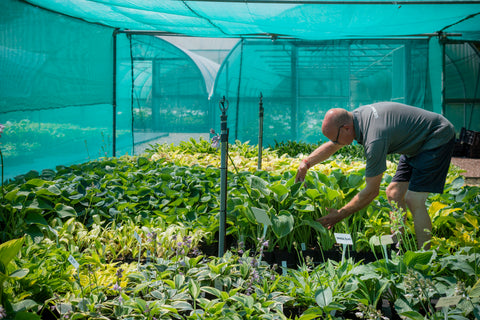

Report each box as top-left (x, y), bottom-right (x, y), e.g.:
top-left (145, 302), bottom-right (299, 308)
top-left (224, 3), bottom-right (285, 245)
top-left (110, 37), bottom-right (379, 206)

top-left (405, 190), bottom-right (431, 250)
top-left (386, 181), bottom-right (409, 238)
top-left (386, 181), bottom-right (409, 212)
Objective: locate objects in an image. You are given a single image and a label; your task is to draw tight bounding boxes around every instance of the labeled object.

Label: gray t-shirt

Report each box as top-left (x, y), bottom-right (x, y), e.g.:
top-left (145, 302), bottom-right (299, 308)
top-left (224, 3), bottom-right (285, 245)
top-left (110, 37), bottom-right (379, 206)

top-left (352, 102), bottom-right (455, 177)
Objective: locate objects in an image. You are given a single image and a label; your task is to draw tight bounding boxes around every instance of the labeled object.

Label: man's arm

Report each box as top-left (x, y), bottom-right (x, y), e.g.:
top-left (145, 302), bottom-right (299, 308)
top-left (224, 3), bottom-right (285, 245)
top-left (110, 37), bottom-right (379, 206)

top-left (317, 173), bottom-right (383, 229)
top-left (295, 142), bottom-right (343, 182)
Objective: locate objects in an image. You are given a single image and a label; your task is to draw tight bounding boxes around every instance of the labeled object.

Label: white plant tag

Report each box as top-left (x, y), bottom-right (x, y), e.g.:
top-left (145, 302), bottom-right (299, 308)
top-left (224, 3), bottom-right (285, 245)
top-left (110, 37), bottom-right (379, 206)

top-left (68, 255), bottom-right (80, 270)
top-left (334, 233), bottom-right (353, 245)
top-left (436, 296), bottom-right (462, 308)
top-left (371, 235), bottom-right (394, 246)
top-left (301, 243), bottom-right (306, 251)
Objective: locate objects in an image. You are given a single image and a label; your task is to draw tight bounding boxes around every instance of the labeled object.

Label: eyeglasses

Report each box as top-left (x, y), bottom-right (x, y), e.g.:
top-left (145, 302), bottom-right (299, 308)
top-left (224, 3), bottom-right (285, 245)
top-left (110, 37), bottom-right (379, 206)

top-left (331, 124), bottom-right (344, 145)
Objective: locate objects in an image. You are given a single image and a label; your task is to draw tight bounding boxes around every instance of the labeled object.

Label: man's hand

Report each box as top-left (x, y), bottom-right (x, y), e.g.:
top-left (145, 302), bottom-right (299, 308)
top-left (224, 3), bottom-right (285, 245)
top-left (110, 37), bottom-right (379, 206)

top-left (317, 208), bottom-right (343, 229)
top-left (317, 174), bottom-right (383, 229)
top-left (295, 160), bottom-right (309, 183)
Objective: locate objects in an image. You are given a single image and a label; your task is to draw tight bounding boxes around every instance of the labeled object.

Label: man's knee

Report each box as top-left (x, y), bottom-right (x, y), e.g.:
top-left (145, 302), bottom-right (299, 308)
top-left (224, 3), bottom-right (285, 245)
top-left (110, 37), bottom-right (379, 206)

top-left (405, 191), bottom-right (429, 212)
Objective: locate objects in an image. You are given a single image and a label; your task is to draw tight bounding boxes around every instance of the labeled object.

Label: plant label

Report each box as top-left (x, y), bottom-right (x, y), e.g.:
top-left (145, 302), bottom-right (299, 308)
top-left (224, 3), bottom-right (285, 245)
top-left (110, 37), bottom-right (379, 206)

top-left (134, 231), bottom-right (142, 244)
top-left (334, 233), bottom-right (353, 245)
top-left (68, 255), bottom-right (80, 270)
top-left (370, 235), bottom-right (394, 246)
top-left (436, 296), bottom-right (462, 308)
top-left (301, 243), bottom-right (306, 251)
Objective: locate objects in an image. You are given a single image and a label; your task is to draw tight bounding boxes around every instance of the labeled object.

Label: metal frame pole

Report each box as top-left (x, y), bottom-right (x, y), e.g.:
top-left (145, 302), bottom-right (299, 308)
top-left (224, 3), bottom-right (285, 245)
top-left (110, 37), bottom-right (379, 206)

top-left (219, 97), bottom-right (229, 257)
top-left (112, 29), bottom-right (118, 157)
top-left (257, 93), bottom-right (264, 170)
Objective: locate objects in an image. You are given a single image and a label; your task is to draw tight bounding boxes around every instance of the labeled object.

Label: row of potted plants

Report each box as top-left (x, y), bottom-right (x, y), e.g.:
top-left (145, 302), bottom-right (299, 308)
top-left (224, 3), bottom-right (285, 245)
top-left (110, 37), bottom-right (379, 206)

top-left (0, 139), bottom-right (479, 319)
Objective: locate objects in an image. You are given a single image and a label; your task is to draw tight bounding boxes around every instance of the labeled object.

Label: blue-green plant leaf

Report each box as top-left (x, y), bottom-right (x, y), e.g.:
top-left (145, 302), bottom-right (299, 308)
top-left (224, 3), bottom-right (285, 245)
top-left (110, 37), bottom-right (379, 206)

top-left (9, 268), bottom-right (29, 279)
top-left (248, 176), bottom-right (270, 196)
top-left (55, 204), bottom-right (77, 218)
top-left (12, 299), bottom-right (37, 313)
top-left (315, 287), bottom-right (333, 307)
top-left (251, 207), bottom-right (272, 226)
top-left (271, 210), bottom-right (294, 238)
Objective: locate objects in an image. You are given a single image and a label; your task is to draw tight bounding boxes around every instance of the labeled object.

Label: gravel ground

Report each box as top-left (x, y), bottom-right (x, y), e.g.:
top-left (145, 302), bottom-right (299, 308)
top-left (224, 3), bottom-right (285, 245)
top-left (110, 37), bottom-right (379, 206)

top-left (451, 157), bottom-right (480, 177)
top-left (451, 157), bottom-right (480, 185)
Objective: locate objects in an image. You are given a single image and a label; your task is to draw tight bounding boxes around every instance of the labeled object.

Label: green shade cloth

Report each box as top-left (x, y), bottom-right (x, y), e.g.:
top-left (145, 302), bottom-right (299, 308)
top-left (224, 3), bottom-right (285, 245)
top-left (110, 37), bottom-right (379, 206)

top-left (23, 0), bottom-right (480, 41)
top-left (1, 0), bottom-right (479, 181)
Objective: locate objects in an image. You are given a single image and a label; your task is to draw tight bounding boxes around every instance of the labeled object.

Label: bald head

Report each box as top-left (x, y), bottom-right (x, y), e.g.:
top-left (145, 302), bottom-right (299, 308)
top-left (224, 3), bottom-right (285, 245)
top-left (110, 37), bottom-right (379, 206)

top-left (322, 108), bottom-right (354, 145)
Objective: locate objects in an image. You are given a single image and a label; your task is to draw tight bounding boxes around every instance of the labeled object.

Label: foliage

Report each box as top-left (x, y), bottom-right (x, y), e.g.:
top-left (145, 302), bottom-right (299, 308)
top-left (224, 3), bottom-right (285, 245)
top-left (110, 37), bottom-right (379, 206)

top-left (270, 139), bottom-right (367, 161)
top-left (0, 138), bottom-right (478, 319)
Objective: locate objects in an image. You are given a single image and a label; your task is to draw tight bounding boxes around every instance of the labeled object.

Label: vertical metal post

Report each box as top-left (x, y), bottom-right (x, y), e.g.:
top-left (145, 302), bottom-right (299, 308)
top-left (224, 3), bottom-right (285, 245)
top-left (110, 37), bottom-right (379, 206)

top-left (235, 40), bottom-right (244, 141)
top-left (290, 45), bottom-right (298, 140)
top-left (112, 29), bottom-right (118, 157)
top-left (441, 34), bottom-right (446, 115)
top-left (219, 96), bottom-right (229, 257)
top-left (257, 93), bottom-right (264, 171)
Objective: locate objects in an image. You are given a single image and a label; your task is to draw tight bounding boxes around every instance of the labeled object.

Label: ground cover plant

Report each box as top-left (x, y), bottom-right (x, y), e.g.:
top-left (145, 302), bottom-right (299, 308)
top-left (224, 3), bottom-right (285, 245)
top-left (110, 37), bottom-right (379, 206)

top-left (0, 138), bottom-right (479, 319)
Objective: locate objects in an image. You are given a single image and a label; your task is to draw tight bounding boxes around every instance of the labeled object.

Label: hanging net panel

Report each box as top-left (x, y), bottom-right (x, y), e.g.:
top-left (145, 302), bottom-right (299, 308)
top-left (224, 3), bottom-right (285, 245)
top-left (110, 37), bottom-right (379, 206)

top-left (117, 34), bottom-right (219, 154)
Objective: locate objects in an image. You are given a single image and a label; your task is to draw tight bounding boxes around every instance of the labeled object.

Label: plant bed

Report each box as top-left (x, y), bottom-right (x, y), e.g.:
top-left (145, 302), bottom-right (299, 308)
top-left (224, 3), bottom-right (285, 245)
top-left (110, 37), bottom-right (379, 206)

top-left (1, 140), bottom-right (479, 320)
top-left (260, 246), bottom-right (389, 269)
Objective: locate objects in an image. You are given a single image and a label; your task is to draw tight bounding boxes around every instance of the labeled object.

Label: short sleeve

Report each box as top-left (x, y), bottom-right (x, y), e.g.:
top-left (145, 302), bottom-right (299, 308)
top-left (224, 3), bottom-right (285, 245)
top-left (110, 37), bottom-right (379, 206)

top-left (364, 139), bottom-right (388, 177)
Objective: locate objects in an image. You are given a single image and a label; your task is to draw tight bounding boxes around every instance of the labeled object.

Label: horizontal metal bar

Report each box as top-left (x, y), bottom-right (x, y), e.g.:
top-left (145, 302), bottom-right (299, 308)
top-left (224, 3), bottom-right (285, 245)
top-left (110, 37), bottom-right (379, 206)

top-left (181, 0), bottom-right (480, 4)
top-left (445, 98), bottom-right (480, 104)
top-left (117, 30), bottom-right (190, 36)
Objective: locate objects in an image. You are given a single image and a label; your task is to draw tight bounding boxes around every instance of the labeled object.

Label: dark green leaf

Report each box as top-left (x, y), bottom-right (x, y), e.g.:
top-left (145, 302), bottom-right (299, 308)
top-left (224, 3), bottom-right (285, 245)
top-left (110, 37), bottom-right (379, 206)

top-left (25, 212), bottom-right (48, 226)
top-left (403, 251), bottom-right (433, 269)
top-left (26, 225), bottom-right (44, 243)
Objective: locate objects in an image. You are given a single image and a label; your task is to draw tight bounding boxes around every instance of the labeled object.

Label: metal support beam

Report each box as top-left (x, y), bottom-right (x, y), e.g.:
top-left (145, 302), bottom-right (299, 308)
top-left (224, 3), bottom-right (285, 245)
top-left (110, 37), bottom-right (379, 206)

top-left (112, 29), bottom-right (118, 157)
top-left (219, 97), bottom-right (229, 257)
top-left (290, 45), bottom-right (298, 140)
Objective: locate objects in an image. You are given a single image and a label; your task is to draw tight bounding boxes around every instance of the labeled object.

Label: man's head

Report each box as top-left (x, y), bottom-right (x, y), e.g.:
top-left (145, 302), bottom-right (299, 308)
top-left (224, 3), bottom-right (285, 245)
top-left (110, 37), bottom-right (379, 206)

top-left (322, 108), bottom-right (355, 145)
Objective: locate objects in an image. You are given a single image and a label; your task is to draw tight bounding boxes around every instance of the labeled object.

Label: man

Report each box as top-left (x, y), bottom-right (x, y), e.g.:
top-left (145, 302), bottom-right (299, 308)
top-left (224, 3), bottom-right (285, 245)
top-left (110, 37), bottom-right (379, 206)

top-left (295, 102), bottom-right (455, 250)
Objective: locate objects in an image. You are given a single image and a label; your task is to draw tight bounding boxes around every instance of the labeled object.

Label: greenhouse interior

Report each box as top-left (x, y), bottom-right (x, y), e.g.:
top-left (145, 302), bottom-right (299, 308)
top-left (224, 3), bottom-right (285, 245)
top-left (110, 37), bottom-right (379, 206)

top-left (1, 0), bottom-right (480, 319)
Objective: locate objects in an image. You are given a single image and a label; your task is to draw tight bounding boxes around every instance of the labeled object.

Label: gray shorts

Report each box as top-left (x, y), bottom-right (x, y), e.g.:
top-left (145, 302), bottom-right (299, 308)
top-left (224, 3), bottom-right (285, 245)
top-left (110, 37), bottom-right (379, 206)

top-left (392, 137), bottom-right (455, 194)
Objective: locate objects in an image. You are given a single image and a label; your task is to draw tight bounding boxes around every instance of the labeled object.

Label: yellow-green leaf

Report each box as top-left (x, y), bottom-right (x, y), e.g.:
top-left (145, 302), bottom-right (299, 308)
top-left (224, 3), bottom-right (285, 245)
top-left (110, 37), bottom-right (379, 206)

top-left (0, 237), bottom-right (25, 267)
top-left (464, 213), bottom-right (479, 229)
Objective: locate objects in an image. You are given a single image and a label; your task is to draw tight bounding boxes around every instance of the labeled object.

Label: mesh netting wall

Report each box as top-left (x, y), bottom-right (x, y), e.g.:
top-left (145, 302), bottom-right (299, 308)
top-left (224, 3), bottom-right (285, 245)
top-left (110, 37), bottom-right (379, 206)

top-left (0, 0), bottom-right (124, 181)
top-left (210, 39), bottom-right (432, 146)
top-left (2, 0), bottom-right (479, 181)
top-left (118, 35), bottom-right (219, 153)
top-left (444, 42), bottom-right (480, 132)
top-left (210, 39), bottom-right (479, 146)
